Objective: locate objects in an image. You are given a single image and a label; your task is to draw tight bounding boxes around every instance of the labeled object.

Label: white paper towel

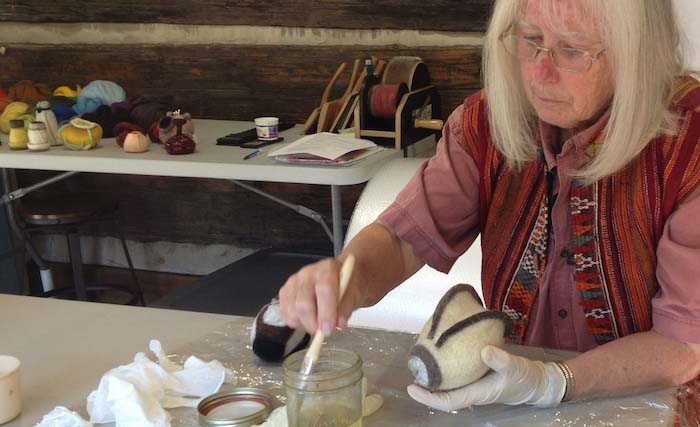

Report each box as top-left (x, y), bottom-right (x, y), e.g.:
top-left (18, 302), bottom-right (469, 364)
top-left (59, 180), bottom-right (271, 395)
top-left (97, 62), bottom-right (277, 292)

top-left (35, 339), bottom-right (235, 427)
top-left (35, 407), bottom-right (92, 427)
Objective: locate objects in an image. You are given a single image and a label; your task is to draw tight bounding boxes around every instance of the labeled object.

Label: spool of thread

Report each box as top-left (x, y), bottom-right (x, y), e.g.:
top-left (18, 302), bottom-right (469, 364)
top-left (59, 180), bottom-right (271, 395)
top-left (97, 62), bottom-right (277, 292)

top-left (9, 119), bottom-right (28, 150)
top-left (368, 83), bottom-right (408, 119)
top-left (27, 121), bottom-right (51, 151)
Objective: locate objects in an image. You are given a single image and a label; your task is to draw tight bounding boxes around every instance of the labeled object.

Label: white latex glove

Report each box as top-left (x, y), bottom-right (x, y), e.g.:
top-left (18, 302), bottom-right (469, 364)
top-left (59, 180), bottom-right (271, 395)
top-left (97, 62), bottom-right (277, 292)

top-left (407, 345), bottom-right (567, 411)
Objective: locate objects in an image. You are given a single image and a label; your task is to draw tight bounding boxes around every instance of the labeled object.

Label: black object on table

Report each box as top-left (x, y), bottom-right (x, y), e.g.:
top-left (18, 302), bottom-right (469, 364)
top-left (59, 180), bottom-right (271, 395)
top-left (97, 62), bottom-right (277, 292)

top-left (216, 122), bottom-right (296, 146)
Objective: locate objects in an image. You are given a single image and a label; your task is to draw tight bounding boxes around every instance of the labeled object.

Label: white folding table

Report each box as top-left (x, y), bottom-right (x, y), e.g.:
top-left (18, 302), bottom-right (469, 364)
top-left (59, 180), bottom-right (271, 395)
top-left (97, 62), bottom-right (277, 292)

top-left (0, 120), bottom-right (401, 289)
top-left (0, 294), bottom-right (678, 427)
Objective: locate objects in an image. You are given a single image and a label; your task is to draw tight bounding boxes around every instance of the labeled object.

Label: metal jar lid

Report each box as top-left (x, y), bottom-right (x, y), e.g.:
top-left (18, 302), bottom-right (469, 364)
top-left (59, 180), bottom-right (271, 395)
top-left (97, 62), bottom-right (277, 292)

top-left (198, 388), bottom-right (275, 427)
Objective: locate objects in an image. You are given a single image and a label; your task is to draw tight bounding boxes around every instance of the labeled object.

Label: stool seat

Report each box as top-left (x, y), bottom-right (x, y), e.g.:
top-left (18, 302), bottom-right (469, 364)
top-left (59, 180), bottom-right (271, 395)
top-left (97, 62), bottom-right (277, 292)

top-left (16, 192), bottom-right (144, 306)
top-left (19, 194), bottom-right (117, 226)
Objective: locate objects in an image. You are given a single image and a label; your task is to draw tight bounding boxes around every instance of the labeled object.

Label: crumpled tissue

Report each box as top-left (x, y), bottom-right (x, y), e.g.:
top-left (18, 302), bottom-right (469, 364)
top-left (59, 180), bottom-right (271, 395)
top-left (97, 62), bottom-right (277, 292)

top-left (35, 339), bottom-right (235, 427)
top-left (35, 406), bottom-right (92, 427)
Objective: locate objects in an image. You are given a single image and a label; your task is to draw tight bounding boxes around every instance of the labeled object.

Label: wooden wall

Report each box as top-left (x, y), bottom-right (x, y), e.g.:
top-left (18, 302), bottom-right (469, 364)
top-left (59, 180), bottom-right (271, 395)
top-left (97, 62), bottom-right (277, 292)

top-left (0, 1), bottom-right (493, 30)
top-left (0, 1), bottom-right (490, 255)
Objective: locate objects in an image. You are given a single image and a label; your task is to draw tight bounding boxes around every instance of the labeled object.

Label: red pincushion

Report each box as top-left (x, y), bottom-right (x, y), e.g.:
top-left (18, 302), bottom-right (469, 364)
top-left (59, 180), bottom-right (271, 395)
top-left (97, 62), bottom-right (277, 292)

top-left (164, 134), bottom-right (196, 155)
top-left (164, 118), bottom-right (195, 155)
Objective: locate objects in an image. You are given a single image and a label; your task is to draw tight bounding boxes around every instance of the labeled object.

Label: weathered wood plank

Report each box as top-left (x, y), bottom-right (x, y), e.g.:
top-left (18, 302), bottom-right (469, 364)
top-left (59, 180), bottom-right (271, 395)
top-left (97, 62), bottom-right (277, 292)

top-left (0, 44), bottom-right (482, 123)
top-left (4, 42), bottom-right (483, 250)
top-left (0, 1), bottom-right (494, 31)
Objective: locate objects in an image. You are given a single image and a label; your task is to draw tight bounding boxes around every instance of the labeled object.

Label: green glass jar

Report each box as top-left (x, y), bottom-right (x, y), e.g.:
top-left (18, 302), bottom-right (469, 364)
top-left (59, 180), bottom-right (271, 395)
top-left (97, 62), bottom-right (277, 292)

top-left (283, 348), bottom-right (363, 427)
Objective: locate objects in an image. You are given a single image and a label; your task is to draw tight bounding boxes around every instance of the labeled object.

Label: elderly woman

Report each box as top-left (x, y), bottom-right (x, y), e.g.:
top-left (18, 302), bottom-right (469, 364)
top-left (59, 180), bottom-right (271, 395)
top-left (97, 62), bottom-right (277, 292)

top-left (279, 0), bottom-right (700, 410)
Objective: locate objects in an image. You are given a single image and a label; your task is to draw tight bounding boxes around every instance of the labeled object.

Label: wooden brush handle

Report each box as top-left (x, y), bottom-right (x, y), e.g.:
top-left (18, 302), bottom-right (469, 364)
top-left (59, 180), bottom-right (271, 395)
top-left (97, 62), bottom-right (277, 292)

top-left (301, 254), bottom-right (356, 374)
top-left (414, 118), bottom-right (444, 130)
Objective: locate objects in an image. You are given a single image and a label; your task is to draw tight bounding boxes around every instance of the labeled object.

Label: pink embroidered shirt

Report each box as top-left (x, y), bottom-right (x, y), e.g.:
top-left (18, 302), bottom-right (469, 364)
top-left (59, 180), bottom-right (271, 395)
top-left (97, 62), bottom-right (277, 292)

top-left (379, 104), bottom-right (700, 352)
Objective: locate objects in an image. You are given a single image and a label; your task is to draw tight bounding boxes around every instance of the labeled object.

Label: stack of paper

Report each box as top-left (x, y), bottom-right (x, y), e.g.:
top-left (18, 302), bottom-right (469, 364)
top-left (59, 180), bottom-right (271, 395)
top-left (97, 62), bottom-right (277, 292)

top-left (268, 132), bottom-right (382, 165)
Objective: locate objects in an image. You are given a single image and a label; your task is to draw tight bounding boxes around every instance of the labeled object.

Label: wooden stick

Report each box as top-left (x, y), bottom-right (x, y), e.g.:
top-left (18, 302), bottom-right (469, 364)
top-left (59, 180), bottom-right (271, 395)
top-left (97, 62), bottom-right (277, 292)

top-left (300, 254), bottom-right (356, 375)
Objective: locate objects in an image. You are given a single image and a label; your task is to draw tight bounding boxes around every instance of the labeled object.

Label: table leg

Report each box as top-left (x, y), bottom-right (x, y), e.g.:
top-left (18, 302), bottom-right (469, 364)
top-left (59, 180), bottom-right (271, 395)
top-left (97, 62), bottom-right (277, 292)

top-left (67, 232), bottom-right (87, 301)
top-left (230, 179), bottom-right (336, 255)
top-left (1, 169), bottom-right (78, 293)
top-left (331, 185), bottom-right (343, 257)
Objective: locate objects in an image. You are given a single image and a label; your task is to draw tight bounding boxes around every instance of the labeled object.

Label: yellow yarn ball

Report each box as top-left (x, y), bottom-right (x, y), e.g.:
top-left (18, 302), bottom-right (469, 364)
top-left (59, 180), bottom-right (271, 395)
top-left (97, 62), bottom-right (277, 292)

top-left (0, 102), bottom-right (30, 134)
top-left (53, 85), bottom-right (81, 98)
top-left (59, 118), bottom-right (103, 150)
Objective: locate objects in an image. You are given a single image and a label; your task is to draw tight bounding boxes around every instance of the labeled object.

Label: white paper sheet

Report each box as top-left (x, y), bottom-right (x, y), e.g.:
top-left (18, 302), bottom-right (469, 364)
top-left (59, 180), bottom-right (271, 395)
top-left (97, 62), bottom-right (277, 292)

top-left (268, 133), bottom-right (377, 160)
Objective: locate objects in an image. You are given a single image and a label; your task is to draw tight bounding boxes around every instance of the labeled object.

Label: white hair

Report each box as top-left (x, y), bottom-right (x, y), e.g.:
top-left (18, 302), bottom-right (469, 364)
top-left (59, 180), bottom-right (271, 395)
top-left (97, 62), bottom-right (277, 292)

top-left (482, 0), bottom-right (685, 183)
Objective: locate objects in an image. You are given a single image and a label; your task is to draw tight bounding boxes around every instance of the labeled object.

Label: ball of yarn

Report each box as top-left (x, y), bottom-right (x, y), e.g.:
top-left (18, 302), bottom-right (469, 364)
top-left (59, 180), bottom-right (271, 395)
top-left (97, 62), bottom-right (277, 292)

top-left (113, 121), bottom-right (145, 147)
top-left (8, 80), bottom-right (52, 105)
top-left (74, 80), bottom-right (126, 115)
top-left (148, 121), bottom-right (161, 143)
top-left (53, 85), bottom-right (81, 99)
top-left (81, 105), bottom-right (130, 138)
top-left (128, 95), bottom-right (174, 132)
top-left (59, 118), bottom-right (103, 150)
top-left (48, 95), bottom-right (77, 107)
top-left (51, 104), bottom-right (78, 125)
top-left (0, 101), bottom-right (30, 134)
top-left (0, 97), bottom-right (13, 115)
top-left (111, 101), bottom-right (129, 111)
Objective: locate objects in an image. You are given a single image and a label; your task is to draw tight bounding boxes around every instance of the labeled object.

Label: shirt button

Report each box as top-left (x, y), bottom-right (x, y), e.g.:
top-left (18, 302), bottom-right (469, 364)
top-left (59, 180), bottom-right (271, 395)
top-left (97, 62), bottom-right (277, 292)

top-left (558, 309), bottom-right (568, 319)
top-left (561, 249), bottom-right (576, 265)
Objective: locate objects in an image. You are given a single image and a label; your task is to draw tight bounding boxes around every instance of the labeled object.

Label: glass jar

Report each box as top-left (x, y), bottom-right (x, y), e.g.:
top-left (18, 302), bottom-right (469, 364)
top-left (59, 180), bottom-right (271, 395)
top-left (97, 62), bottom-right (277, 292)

top-left (283, 347), bottom-right (363, 427)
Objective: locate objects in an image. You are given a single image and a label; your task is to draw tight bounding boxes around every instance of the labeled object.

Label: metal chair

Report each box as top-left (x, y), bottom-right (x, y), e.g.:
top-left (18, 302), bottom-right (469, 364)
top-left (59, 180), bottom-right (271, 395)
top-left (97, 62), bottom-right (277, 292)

top-left (17, 192), bottom-right (145, 305)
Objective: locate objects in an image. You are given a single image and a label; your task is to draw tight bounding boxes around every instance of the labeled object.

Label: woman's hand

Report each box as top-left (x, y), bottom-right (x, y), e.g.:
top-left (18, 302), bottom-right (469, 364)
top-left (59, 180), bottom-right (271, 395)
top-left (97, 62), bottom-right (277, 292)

top-left (278, 221), bottom-right (424, 336)
top-left (278, 257), bottom-right (364, 336)
top-left (407, 346), bottom-right (567, 411)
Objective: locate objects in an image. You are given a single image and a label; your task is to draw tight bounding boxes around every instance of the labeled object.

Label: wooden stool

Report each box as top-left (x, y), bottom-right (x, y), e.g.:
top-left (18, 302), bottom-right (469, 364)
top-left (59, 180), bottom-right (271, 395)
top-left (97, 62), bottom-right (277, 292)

top-left (18, 193), bottom-right (145, 305)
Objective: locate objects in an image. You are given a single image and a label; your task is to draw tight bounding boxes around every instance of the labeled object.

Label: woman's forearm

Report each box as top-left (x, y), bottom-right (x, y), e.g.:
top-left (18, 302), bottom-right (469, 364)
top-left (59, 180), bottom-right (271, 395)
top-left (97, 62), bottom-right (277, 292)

top-left (568, 331), bottom-right (700, 400)
top-left (340, 220), bottom-right (424, 308)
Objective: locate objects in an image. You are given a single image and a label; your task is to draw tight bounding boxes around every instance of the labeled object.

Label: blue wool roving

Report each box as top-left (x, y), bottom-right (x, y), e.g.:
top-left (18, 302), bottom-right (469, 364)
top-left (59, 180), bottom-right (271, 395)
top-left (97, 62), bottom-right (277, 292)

top-left (52, 104), bottom-right (78, 125)
top-left (74, 80), bottom-right (126, 115)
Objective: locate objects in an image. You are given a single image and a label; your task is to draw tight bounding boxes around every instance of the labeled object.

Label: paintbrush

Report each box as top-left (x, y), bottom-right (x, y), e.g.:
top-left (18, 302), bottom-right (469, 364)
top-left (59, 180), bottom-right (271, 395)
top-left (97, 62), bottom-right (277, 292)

top-left (299, 254), bottom-right (356, 376)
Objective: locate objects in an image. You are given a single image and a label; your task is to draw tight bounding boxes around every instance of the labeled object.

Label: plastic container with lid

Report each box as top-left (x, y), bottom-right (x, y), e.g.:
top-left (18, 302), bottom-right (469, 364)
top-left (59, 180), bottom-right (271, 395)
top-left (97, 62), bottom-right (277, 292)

top-left (283, 347), bottom-right (363, 427)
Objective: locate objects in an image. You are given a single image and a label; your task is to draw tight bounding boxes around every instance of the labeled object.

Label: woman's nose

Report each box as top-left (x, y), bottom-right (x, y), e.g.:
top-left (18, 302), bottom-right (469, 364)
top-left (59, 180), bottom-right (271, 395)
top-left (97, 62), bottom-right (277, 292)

top-left (531, 50), bottom-right (559, 82)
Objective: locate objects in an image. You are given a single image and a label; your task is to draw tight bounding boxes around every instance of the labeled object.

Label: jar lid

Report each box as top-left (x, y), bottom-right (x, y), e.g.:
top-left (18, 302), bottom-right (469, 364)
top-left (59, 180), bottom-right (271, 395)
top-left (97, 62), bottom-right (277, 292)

top-left (198, 388), bottom-right (275, 427)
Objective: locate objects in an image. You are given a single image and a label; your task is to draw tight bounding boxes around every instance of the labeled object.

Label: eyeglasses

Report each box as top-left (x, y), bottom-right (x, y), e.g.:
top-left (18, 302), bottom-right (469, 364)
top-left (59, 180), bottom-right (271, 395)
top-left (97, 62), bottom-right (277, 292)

top-left (500, 33), bottom-right (606, 73)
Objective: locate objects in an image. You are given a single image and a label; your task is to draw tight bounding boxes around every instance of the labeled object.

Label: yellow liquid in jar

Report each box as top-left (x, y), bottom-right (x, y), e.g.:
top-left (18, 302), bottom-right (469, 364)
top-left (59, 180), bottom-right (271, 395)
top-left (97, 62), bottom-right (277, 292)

top-left (298, 403), bottom-right (362, 427)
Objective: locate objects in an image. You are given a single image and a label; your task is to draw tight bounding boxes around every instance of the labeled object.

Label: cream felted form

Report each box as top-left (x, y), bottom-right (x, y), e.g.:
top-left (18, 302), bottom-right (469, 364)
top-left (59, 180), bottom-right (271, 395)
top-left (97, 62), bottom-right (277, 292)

top-left (408, 283), bottom-right (510, 391)
top-left (35, 100), bottom-right (61, 146)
